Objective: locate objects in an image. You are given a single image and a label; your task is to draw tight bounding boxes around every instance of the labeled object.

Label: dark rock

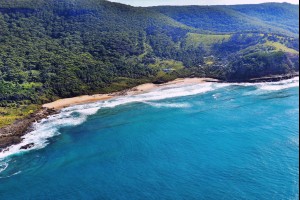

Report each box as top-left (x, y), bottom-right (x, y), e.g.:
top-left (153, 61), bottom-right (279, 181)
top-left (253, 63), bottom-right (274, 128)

top-left (20, 143), bottom-right (35, 150)
top-left (0, 136), bottom-right (23, 149)
top-left (248, 73), bottom-right (299, 83)
top-left (0, 108), bottom-right (58, 151)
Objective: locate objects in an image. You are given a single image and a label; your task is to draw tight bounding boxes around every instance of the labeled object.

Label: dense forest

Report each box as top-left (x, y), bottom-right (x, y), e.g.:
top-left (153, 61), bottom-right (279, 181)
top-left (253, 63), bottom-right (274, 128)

top-left (0, 0), bottom-right (299, 127)
top-left (151, 3), bottom-right (299, 36)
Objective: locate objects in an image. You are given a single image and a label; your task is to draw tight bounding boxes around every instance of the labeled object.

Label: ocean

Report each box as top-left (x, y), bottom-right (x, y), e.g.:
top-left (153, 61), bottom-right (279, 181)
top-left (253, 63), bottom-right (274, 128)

top-left (0, 78), bottom-right (299, 200)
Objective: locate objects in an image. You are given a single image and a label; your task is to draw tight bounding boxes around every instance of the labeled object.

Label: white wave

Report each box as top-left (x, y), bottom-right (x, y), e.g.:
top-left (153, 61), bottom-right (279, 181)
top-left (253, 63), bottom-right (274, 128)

top-left (143, 102), bottom-right (191, 108)
top-left (76, 107), bottom-right (101, 115)
top-left (233, 77), bottom-right (299, 91)
top-left (0, 162), bottom-right (8, 173)
top-left (0, 171), bottom-right (22, 179)
top-left (6, 171), bottom-right (22, 178)
top-left (289, 136), bottom-right (299, 147)
top-left (213, 93), bottom-right (222, 99)
top-left (0, 77), bottom-right (298, 160)
top-left (231, 77), bottom-right (299, 96)
top-left (258, 77), bottom-right (299, 91)
top-left (0, 109), bottom-right (94, 160)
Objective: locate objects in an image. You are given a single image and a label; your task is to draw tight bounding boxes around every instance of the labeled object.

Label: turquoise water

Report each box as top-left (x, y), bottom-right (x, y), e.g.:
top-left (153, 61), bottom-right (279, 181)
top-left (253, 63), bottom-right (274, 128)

top-left (0, 78), bottom-right (299, 200)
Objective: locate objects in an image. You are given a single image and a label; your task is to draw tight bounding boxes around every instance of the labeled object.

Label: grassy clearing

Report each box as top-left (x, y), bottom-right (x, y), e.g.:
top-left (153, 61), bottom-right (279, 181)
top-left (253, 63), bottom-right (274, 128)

top-left (205, 61), bottom-right (214, 65)
top-left (0, 104), bottom-right (40, 128)
top-left (186, 33), bottom-right (231, 48)
top-left (264, 41), bottom-right (299, 54)
top-left (266, 41), bottom-right (298, 53)
top-left (149, 59), bottom-right (184, 70)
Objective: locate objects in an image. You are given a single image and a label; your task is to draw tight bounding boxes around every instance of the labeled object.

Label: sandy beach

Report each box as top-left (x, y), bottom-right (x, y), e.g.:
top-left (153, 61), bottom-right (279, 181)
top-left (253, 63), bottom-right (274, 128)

top-left (43, 78), bottom-right (217, 110)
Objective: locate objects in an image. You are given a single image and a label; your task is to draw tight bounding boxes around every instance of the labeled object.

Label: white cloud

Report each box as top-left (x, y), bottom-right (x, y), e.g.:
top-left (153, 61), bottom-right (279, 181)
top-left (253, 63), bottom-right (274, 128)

top-left (109, 0), bottom-right (299, 7)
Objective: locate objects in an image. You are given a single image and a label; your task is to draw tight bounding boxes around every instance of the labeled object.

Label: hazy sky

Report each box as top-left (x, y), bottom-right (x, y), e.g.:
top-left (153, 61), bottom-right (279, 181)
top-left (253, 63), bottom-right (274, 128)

top-left (109, 0), bottom-right (299, 7)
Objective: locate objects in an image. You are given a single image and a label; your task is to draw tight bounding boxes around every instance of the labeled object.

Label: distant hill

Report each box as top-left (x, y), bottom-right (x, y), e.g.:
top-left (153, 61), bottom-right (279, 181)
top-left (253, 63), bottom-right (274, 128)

top-left (229, 3), bottom-right (299, 34)
top-left (0, 0), bottom-right (299, 127)
top-left (150, 3), bottom-right (299, 36)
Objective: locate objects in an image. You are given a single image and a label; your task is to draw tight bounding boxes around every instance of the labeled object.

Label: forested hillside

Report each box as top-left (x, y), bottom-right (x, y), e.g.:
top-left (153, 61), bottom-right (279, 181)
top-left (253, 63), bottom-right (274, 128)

top-left (0, 0), bottom-right (299, 127)
top-left (151, 3), bottom-right (299, 36)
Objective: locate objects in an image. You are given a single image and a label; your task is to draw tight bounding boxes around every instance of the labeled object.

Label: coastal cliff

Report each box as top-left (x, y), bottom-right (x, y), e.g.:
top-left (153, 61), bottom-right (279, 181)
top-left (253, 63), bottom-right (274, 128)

top-left (0, 108), bottom-right (57, 151)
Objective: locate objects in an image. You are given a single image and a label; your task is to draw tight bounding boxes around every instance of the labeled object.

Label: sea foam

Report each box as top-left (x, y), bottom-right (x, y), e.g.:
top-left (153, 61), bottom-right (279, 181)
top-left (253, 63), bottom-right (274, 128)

top-left (0, 77), bottom-right (298, 162)
top-left (0, 162), bottom-right (8, 173)
top-left (258, 77), bottom-right (299, 91)
top-left (143, 102), bottom-right (192, 108)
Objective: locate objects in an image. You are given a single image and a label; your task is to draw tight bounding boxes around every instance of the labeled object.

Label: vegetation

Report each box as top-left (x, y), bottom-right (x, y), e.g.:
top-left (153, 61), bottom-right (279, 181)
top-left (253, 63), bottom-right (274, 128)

top-left (185, 33), bottom-right (231, 49)
top-left (0, 104), bottom-right (40, 128)
top-left (151, 3), bottom-right (299, 36)
top-left (264, 41), bottom-right (299, 54)
top-left (0, 0), bottom-right (299, 127)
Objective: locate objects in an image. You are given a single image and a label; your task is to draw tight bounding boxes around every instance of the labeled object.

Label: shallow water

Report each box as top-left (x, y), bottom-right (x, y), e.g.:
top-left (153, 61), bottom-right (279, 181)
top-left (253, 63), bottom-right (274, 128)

top-left (0, 78), bottom-right (299, 199)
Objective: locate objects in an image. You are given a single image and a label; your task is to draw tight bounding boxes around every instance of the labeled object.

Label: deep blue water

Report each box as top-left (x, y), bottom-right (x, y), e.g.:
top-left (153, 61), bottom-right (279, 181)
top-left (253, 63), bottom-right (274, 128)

top-left (0, 79), bottom-right (299, 200)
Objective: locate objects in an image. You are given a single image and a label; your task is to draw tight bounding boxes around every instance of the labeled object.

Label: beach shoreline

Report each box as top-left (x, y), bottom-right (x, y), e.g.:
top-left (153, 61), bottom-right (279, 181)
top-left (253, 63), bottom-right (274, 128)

top-left (0, 78), bottom-right (217, 152)
top-left (42, 78), bottom-right (218, 110)
top-left (42, 73), bottom-right (299, 111)
top-left (1, 74), bottom-right (298, 153)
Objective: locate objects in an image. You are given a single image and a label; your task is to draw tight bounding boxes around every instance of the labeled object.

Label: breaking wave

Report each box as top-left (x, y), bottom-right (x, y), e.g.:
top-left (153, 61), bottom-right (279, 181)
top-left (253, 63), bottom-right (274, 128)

top-left (143, 102), bottom-right (192, 108)
top-left (258, 77), bottom-right (299, 91)
top-left (0, 162), bottom-right (8, 173)
top-left (233, 77), bottom-right (299, 90)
